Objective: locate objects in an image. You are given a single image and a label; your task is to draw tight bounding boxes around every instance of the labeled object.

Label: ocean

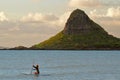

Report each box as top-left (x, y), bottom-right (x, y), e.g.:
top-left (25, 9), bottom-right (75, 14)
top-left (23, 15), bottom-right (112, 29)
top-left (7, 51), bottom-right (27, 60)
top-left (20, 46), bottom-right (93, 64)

top-left (0, 50), bottom-right (120, 80)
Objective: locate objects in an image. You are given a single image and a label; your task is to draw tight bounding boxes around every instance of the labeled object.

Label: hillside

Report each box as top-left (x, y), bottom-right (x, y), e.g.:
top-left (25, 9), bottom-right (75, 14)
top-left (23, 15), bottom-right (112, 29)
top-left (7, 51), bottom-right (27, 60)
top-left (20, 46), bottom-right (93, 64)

top-left (0, 46), bottom-right (8, 50)
top-left (31, 9), bottom-right (120, 50)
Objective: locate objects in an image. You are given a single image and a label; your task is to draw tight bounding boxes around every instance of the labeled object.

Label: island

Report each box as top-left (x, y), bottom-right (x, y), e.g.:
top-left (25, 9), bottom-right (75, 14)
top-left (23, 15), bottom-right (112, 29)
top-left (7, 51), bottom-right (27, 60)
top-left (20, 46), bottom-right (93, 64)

top-left (11, 9), bottom-right (120, 50)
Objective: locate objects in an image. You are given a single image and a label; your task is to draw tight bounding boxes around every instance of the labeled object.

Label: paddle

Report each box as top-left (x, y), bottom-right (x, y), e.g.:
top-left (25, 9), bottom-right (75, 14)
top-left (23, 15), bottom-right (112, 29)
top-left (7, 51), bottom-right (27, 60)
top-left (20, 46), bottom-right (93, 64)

top-left (30, 59), bottom-right (35, 74)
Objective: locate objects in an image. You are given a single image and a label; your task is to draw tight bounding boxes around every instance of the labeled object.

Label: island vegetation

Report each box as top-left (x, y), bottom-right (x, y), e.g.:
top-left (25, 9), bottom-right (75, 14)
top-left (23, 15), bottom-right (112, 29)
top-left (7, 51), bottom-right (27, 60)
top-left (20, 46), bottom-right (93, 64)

top-left (8, 9), bottom-right (120, 50)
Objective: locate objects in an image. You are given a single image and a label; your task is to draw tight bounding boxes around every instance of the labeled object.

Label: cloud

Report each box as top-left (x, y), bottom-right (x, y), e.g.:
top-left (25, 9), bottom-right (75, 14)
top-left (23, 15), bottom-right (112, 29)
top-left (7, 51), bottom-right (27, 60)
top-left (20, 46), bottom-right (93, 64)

top-left (90, 7), bottom-right (120, 19)
top-left (9, 26), bottom-right (20, 31)
top-left (69, 0), bottom-right (102, 8)
top-left (20, 13), bottom-right (59, 23)
top-left (20, 12), bottom-right (71, 31)
top-left (103, 0), bottom-right (120, 7)
top-left (106, 7), bottom-right (120, 18)
top-left (90, 9), bottom-right (105, 18)
top-left (89, 7), bottom-right (120, 37)
top-left (0, 12), bottom-right (8, 22)
top-left (0, 12), bottom-right (63, 47)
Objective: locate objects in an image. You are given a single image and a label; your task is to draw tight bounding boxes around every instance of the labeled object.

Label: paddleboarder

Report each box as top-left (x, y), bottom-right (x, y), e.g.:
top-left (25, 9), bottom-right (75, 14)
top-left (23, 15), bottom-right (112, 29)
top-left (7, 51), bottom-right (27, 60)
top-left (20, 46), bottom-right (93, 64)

top-left (33, 64), bottom-right (40, 74)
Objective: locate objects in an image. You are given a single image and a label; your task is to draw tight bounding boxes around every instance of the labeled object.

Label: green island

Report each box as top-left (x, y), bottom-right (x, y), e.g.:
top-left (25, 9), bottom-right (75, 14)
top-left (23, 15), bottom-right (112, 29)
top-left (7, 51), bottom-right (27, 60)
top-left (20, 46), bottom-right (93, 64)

top-left (11, 9), bottom-right (120, 50)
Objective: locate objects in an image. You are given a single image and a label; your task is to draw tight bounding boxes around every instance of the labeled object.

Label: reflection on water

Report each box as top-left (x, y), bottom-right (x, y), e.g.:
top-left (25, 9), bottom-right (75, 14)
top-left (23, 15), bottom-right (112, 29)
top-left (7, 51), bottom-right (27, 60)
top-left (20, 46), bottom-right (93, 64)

top-left (32, 74), bottom-right (39, 80)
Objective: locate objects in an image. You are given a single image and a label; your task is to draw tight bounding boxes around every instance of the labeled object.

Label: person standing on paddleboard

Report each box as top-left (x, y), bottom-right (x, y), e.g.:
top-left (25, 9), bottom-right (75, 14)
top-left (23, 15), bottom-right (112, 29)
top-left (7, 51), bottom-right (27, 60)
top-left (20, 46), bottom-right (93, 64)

top-left (33, 64), bottom-right (40, 74)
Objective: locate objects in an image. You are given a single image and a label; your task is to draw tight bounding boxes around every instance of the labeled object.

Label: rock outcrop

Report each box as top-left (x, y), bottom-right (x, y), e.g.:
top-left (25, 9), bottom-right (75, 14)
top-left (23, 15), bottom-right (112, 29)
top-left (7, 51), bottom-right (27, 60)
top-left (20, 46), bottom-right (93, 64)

top-left (63, 9), bottom-right (107, 35)
top-left (31, 9), bottom-right (120, 50)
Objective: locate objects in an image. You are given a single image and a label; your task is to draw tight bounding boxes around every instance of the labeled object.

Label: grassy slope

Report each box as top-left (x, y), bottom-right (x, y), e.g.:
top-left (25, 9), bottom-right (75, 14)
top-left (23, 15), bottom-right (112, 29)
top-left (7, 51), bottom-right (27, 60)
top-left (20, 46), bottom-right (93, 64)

top-left (31, 10), bottom-right (120, 50)
top-left (32, 31), bottom-right (120, 50)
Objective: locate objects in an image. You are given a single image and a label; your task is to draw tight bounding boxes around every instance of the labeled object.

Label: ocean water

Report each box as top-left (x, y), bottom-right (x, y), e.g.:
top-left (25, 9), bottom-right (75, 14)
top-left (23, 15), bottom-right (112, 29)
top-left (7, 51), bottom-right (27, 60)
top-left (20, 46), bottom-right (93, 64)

top-left (0, 50), bottom-right (120, 80)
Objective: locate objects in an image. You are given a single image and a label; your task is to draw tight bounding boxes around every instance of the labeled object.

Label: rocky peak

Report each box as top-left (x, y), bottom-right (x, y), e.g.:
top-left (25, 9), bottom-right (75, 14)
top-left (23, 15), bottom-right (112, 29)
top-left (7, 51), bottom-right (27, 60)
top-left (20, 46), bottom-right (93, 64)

top-left (63, 9), bottom-right (107, 35)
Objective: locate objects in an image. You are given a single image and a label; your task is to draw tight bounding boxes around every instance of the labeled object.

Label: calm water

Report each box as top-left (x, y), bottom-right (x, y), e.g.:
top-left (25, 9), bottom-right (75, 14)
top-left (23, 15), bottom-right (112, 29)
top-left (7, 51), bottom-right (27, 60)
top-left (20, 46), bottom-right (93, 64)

top-left (0, 50), bottom-right (120, 80)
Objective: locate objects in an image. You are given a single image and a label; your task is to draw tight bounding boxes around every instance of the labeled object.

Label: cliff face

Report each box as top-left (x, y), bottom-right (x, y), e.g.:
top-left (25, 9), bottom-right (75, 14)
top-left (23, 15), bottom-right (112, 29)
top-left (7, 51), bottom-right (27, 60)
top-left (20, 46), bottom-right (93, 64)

top-left (31, 9), bottom-right (120, 50)
top-left (63, 9), bottom-right (107, 35)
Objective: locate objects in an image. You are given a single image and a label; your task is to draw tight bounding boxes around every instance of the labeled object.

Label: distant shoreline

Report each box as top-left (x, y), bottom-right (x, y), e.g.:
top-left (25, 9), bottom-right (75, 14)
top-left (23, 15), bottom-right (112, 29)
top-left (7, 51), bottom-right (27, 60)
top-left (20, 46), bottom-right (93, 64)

top-left (1, 48), bottom-right (120, 50)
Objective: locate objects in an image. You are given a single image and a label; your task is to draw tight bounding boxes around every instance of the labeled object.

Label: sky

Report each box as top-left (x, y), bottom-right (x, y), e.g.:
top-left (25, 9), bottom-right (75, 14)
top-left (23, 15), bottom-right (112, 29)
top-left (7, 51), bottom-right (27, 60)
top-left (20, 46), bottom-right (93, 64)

top-left (0, 0), bottom-right (120, 47)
